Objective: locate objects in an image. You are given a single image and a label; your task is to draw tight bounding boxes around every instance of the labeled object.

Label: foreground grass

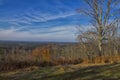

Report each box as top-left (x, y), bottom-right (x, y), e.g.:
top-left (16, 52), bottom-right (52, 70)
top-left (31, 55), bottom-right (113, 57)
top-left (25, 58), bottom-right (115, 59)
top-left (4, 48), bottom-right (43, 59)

top-left (1, 63), bottom-right (120, 80)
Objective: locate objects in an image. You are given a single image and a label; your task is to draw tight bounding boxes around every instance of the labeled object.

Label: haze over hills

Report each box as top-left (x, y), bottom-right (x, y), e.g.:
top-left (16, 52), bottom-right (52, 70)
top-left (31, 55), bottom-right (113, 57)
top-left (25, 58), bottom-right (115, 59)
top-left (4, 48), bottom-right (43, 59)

top-left (0, 0), bottom-right (120, 80)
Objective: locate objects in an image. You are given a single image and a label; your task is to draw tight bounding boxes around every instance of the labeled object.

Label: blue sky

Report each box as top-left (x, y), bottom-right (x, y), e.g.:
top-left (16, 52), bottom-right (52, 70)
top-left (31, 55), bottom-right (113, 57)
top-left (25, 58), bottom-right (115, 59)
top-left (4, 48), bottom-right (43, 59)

top-left (0, 0), bottom-right (89, 42)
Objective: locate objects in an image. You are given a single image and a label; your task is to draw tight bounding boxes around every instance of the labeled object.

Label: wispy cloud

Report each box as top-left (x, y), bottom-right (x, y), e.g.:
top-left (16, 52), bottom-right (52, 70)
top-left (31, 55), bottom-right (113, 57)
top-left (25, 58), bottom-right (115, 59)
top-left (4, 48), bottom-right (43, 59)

top-left (23, 10), bottom-right (76, 25)
top-left (0, 25), bottom-right (77, 42)
top-left (0, 0), bottom-right (82, 42)
top-left (0, 9), bottom-right (77, 26)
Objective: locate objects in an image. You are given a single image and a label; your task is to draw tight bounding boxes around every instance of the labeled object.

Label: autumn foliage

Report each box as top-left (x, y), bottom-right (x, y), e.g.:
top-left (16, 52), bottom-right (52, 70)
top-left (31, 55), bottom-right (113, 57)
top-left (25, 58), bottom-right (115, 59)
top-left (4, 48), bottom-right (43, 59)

top-left (0, 42), bottom-right (120, 72)
top-left (32, 45), bottom-right (51, 65)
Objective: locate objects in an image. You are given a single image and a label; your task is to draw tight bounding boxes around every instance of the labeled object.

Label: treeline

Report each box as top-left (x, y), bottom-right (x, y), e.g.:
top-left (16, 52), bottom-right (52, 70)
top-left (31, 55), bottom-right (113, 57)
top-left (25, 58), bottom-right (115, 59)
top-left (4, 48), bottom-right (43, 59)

top-left (0, 40), bottom-right (120, 72)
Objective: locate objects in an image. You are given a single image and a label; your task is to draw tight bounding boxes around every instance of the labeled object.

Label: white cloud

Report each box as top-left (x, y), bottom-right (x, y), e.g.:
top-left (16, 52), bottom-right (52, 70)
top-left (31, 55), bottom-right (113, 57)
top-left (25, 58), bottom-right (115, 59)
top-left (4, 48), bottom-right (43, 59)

top-left (22, 11), bottom-right (76, 25)
top-left (0, 7), bottom-right (78, 42)
top-left (0, 25), bottom-right (77, 42)
top-left (0, 9), bottom-right (77, 26)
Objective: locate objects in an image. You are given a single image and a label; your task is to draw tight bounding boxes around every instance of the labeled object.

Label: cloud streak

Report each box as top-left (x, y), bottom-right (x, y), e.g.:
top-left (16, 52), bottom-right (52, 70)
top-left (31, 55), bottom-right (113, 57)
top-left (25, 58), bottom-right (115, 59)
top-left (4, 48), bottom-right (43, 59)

top-left (0, 25), bottom-right (77, 42)
top-left (0, 0), bottom-right (82, 42)
top-left (0, 8), bottom-right (77, 26)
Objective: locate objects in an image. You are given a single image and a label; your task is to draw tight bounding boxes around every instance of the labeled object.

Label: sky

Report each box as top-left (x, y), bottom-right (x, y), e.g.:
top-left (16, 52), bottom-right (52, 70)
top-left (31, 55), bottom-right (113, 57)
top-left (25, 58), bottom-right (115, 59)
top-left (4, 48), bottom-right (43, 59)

top-left (0, 0), bottom-right (89, 42)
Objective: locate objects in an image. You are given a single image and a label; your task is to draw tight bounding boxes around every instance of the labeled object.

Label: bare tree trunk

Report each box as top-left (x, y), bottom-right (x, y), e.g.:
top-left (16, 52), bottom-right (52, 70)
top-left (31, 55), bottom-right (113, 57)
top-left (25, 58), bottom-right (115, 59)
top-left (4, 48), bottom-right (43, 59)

top-left (98, 26), bottom-right (103, 63)
top-left (77, 0), bottom-right (120, 64)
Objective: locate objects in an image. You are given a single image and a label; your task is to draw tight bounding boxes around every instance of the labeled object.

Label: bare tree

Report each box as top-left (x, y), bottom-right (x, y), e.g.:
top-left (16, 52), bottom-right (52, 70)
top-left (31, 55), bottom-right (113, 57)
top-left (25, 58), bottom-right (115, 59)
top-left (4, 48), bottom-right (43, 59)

top-left (77, 0), bottom-right (120, 61)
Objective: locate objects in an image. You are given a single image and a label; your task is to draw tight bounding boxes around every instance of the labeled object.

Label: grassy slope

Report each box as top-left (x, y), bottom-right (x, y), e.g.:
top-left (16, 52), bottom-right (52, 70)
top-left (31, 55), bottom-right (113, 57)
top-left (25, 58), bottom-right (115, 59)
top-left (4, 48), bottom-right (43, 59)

top-left (0, 63), bottom-right (120, 80)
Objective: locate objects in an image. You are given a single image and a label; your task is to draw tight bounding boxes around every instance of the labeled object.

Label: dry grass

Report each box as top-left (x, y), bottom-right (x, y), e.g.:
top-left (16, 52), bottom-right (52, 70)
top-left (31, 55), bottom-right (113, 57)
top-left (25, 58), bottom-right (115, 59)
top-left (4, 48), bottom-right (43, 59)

top-left (1, 63), bottom-right (120, 80)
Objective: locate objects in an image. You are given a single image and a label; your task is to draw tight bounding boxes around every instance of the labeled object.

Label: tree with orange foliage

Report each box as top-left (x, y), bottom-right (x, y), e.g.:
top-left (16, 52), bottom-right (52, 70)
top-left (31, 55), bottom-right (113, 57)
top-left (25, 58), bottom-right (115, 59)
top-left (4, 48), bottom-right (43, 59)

top-left (32, 46), bottom-right (51, 64)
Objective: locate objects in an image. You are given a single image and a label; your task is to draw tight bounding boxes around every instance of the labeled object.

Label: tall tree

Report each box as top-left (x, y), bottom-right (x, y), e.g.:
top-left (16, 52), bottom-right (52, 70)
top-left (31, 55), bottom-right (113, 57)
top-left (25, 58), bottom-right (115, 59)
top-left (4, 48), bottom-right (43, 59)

top-left (77, 0), bottom-right (120, 61)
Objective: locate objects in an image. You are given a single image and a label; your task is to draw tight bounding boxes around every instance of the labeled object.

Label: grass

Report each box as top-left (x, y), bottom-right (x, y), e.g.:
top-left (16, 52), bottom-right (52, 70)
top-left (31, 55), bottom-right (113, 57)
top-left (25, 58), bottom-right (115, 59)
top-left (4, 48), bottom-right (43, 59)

top-left (1, 63), bottom-right (120, 80)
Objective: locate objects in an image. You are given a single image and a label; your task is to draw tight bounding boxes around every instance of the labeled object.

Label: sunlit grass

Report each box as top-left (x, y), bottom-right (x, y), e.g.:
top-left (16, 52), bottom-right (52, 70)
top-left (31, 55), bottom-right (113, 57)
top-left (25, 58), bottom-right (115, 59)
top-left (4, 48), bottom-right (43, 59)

top-left (1, 63), bottom-right (120, 80)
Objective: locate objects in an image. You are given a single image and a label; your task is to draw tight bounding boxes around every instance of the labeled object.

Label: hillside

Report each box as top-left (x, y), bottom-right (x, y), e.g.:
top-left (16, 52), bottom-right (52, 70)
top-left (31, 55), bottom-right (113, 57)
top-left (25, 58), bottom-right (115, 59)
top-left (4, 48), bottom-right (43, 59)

top-left (1, 63), bottom-right (120, 80)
